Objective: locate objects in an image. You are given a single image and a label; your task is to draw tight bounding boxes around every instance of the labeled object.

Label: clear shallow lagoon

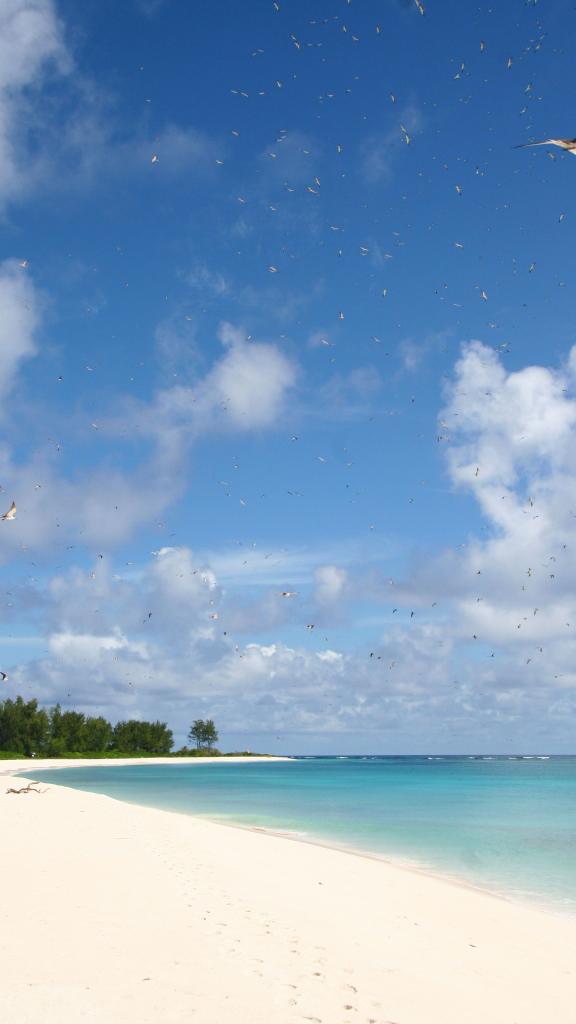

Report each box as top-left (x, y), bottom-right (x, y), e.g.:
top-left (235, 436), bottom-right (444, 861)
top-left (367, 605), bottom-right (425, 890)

top-left (22, 756), bottom-right (576, 912)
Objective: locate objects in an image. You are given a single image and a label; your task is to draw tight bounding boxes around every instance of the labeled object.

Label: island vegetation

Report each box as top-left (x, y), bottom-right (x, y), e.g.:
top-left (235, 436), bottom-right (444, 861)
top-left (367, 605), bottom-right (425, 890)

top-left (0, 697), bottom-right (267, 759)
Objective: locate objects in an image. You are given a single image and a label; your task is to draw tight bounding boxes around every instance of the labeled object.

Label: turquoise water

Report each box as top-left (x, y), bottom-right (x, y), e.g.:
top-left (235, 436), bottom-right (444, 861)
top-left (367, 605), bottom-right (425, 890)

top-left (22, 756), bottom-right (576, 912)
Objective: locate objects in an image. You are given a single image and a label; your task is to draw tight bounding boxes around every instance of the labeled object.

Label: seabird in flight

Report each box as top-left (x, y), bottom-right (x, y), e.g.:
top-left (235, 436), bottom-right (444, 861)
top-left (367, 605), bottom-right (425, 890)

top-left (516, 137), bottom-right (576, 154)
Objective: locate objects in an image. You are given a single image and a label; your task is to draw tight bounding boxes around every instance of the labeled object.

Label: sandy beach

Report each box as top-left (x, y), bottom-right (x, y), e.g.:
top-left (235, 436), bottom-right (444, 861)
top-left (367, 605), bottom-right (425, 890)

top-left (1, 758), bottom-right (575, 1024)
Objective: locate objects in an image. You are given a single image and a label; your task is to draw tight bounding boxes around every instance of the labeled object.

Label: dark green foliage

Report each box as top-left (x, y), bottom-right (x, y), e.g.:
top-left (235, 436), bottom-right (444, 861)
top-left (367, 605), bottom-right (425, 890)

top-left (82, 716), bottom-right (114, 753)
top-left (0, 698), bottom-right (49, 756)
top-left (188, 718), bottom-right (219, 750)
top-left (48, 707), bottom-right (86, 754)
top-left (112, 719), bottom-right (173, 755)
top-left (175, 746), bottom-right (221, 757)
top-left (0, 696), bottom-right (173, 757)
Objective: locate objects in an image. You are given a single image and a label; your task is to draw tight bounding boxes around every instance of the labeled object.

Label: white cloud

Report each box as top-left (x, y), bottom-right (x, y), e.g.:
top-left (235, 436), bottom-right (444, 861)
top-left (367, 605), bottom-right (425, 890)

top-left (0, 442), bottom-right (186, 559)
top-left (203, 323), bottom-right (297, 428)
top-left (0, 1), bottom-right (218, 207)
top-left (0, 260), bottom-right (40, 399)
top-left (145, 321), bottom-right (297, 440)
top-left (444, 341), bottom-right (576, 494)
top-left (406, 340), bottom-right (576, 665)
top-left (0, 0), bottom-right (67, 88)
top-left (315, 565), bottom-right (348, 604)
top-left (49, 630), bottom-right (149, 664)
top-left (0, 0), bottom-right (70, 205)
top-left (0, 312), bottom-right (296, 560)
top-left (5, 527), bottom-right (576, 750)
top-left (7, 341), bottom-right (576, 750)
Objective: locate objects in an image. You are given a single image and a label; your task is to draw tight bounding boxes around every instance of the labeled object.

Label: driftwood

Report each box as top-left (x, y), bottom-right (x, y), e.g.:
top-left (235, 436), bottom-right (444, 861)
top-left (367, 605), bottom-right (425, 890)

top-left (6, 781), bottom-right (43, 794)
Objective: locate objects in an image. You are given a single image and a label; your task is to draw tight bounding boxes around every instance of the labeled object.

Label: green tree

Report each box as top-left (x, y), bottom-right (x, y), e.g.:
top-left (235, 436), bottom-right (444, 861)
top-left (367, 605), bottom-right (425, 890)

top-left (188, 718), bottom-right (219, 751)
top-left (112, 719), bottom-right (173, 754)
top-left (0, 697), bottom-right (49, 755)
top-left (0, 696), bottom-right (173, 758)
top-left (146, 720), bottom-right (174, 755)
top-left (60, 711), bottom-right (86, 751)
top-left (82, 716), bottom-right (113, 753)
top-left (48, 705), bottom-right (88, 754)
top-left (188, 719), bottom-right (205, 749)
top-left (112, 720), bottom-right (147, 752)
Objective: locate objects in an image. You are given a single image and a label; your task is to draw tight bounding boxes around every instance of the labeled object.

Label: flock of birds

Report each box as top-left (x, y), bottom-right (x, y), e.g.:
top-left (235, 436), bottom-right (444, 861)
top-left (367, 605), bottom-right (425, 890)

top-left (0, 0), bottom-right (572, 716)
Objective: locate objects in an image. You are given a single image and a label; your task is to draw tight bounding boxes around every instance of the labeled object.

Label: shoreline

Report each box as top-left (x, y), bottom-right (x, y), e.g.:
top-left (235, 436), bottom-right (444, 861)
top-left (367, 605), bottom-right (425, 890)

top-left (2, 771), bottom-right (576, 1022)
top-left (0, 753), bottom-right (293, 775)
top-left (10, 756), bottom-right (572, 919)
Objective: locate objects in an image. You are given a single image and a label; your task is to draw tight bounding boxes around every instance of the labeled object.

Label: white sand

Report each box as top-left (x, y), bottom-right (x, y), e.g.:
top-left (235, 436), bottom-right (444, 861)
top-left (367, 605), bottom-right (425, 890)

top-left (1, 759), bottom-right (575, 1024)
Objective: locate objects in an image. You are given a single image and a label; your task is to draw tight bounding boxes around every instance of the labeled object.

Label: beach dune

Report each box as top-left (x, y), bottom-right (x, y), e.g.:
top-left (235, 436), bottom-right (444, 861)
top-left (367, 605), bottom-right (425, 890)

top-left (1, 760), bottom-right (575, 1023)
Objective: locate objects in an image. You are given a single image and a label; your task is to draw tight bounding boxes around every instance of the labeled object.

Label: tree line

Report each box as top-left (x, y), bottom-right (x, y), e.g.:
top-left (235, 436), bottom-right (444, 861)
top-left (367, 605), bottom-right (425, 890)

top-left (0, 698), bottom-right (220, 758)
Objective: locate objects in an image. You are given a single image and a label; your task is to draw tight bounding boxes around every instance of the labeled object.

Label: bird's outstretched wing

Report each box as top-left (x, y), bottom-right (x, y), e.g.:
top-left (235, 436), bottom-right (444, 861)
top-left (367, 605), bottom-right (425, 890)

top-left (515, 137), bottom-right (576, 149)
top-left (514, 140), bottom-right (555, 148)
top-left (1, 501), bottom-right (16, 521)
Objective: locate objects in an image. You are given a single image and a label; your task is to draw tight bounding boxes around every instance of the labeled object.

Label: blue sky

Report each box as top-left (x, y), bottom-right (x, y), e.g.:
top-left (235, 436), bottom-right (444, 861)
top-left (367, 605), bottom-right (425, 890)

top-left (2, 0), bottom-right (576, 752)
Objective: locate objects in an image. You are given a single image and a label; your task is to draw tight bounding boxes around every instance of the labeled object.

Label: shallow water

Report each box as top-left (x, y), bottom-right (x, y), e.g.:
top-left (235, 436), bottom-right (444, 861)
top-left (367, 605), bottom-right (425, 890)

top-left (22, 755), bottom-right (576, 911)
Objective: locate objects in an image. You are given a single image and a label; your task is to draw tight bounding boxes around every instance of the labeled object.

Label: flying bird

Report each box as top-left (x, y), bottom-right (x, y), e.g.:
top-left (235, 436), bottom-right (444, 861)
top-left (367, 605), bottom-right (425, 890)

top-left (1, 502), bottom-right (16, 521)
top-left (0, 672), bottom-right (7, 682)
top-left (516, 138), bottom-right (576, 155)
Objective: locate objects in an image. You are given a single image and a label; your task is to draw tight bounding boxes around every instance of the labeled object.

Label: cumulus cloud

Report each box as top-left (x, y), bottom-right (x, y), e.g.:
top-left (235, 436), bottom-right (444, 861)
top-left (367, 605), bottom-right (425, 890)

top-left (203, 323), bottom-right (297, 428)
top-left (6, 547), bottom-right (466, 744)
top-left (5, 520), bottom-right (576, 750)
top-left (7, 340), bottom-right (576, 750)
top-left (354, 340), bottom-right (576, 698)
top-left (444, 341), bottom-right (576, 494)
top-left (142, 321), bottom-right (297, 443)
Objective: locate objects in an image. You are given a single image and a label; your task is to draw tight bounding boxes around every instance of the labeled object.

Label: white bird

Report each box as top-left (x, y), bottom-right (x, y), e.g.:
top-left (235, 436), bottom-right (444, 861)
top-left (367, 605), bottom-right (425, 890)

top-left (516, 137), bottom-right (576, 155)
top-left (1, 502), bottom-right (16, 521)
top-left (280, 591), bottom-right (298, 598)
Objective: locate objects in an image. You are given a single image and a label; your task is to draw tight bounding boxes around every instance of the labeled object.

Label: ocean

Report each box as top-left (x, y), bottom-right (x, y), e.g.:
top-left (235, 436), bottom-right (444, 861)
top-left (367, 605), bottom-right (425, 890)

top-left (21, 755), bottom-right (576, 912)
